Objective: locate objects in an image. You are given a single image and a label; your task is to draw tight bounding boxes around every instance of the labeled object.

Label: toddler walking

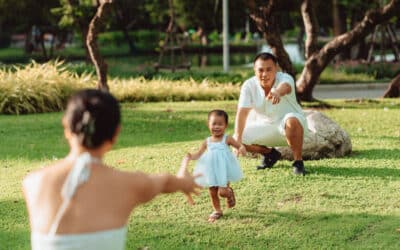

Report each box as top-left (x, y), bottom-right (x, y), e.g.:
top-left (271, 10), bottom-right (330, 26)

top-left (187, 109), bottom-right (246, 222)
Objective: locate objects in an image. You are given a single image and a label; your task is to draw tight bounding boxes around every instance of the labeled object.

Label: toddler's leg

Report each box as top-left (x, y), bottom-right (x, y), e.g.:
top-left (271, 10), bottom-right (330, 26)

top-left (218, 187), bottom-right (230, 198)
top-left (218, 184), bottom-right (236, 208)
top-left (208, 187), bottom-right (223, 222)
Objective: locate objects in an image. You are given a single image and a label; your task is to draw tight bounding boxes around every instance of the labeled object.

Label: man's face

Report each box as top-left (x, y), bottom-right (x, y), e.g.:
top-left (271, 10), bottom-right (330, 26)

top-left (254, 59), bottom-right (277, 88)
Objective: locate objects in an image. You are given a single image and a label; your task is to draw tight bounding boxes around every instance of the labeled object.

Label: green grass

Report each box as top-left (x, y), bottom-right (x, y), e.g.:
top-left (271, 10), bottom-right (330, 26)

top-left (1, 99), bottom-right (400, 249)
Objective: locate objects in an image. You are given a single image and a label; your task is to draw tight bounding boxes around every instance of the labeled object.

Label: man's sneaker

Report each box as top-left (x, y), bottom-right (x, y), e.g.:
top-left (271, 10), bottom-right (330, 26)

top-left (256, 148), bottom-right (281, 170)
top-left (292, 160), bottom-right (306, 176)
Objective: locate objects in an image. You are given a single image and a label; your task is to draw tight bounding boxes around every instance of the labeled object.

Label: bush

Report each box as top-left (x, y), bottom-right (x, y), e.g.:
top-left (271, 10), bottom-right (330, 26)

top-left (208, 30), bottom-right (220, 45)
top-left (0, 61), bottom-right (241, 114)
top-left (96, 30), bottom-right (162, 49)
top-left (131, 70), bottom-right (247, 84)
top-left (335, 62), bottom-right (400, 80)
top-left (110, 77), bottom-right (240, 102)
top-left (63, 60), bottom-right (249, 84)
top-left (319, 67), bottom-right (375, 83)
top-left (131, 29), bottom-right (162, 48)
top-left (0, 61), bottom-right (94, 114)
top-left (98, 31), bottom-right (125, 46)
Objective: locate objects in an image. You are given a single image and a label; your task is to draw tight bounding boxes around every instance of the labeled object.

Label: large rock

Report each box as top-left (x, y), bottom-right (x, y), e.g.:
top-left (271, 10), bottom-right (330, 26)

top-left (277, 110), bottom-right (352, 160)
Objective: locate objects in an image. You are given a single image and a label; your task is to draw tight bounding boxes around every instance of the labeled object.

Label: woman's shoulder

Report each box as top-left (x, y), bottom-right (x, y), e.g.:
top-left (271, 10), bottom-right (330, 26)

top-left (22, 167), bottom-right (51, 207)
top-left (23, 169), bottom-right (43, 193)
top-left (23, 160), bottom-right (63, 188)
top-left (22, 160), bottom-right (70, 199)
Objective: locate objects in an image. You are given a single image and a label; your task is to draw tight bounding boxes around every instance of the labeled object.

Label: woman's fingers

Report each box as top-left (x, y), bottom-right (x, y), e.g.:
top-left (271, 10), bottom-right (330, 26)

top-left (177, 156), bottom-right (190, 176)
top-left (193, 173), bottom-right (202, 179)
top-left (186, 194), bottom-right (195, 205)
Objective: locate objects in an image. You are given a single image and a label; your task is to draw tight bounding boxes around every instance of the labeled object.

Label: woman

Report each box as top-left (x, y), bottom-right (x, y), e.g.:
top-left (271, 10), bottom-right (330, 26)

top-left (22, 89), bottom-right (201, 250)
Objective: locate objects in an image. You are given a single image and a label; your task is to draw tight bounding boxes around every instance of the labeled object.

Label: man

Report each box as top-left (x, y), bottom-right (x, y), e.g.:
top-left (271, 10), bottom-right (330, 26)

top-left (234, 52), bottom-right (307, 175)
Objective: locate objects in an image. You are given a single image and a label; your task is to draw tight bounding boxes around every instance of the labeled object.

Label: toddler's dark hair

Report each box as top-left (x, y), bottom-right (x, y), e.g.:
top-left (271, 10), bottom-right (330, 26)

top-left (208, 109), bottom-right (228, 124)
top-left (64, 89), bottom-right (121, 149)
top-left (253, 52), bottom-right (277, 64)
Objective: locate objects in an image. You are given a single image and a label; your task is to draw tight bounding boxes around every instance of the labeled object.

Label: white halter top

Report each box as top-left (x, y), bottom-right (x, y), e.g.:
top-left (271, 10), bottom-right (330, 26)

top-left (31, 153), bottom-right (127, 250)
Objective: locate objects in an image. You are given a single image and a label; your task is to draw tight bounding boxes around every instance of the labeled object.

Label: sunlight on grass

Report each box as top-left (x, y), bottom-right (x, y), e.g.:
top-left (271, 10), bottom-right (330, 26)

top-left (1, 99), bottom-right (400, 249)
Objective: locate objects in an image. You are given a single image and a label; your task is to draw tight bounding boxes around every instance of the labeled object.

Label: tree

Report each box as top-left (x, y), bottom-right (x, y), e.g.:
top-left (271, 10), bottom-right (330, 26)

top-left (87, 0), bottom-right (113, 91)
top-left (297, 0), bottom-right (400, 101)
top-left (383, 73), bottom-right (400, 98)
top-left (0, 0), bottom-right (60, 56)
top-left (332, 0), bottom-right (351, 60)
top-left (113, 0), bottom-right (137, 54)
top-left (247, 0), bottom-right (297, 79)
top-left (249, 0), bottom-right (400, 102)
top-left (174, 0), bottom-right (220, 45)
top-left (53, 0), bottom-right (97, 61)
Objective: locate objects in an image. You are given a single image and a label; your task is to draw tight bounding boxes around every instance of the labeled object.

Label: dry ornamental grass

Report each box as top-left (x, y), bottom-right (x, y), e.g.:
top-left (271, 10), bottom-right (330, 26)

top-left (0, 61), bottom-right (240, 114)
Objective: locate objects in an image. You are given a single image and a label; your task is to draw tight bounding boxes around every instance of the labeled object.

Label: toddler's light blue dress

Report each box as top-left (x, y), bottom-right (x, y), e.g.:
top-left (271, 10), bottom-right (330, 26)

top-left (194, 134), bottom-right (243, 187)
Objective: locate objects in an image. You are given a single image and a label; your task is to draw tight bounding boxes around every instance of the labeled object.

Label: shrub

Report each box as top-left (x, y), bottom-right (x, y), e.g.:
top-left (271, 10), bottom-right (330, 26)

top-left (336, 62), bottom-right (400, 80)
top-left (319, 67), bottom-right (375, 83)
top-left (63, 60), bottom-right (249, 84)
top-left (0, 61), bottom-right (95, 114)
top-left (131, 29), bottom-right (162, 48)
top-left (98, 31), bottom-right (125, 46)
top-left (96, 30), bottom-right (162, 49)
top-left (208, 30), bottom-right (220, 45)
top-left (110, 77), bottom-right (240, 102)
top-left (0, 61), bottom-right (241, 114)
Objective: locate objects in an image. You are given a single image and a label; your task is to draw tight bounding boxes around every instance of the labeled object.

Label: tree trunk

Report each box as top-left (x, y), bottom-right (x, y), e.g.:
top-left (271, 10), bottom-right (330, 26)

top-left (196, 27), bottom-right (208, 46)
top-left (297, 27), bottom-right (305, 59)
top-left (87, 0), bottom-right (113, 92)
top-left (332, 0), bottom-right (350, 60)
top-left (301, 0), bottom-right (318, 59)
top-left (297, 0), bottom-right (400, 101)
top-left (39, 32), bottom-right (48, 60)
top-left (332, 0), bottom-right (346, 37)
top-left (247, 0), bottom-right (296, 79)
top-left (114, 2), bottom-right (136, 54)
top-left (25, 28), bottom-right (33, 54)
top-left (383, 73), bottom-right (400, 98)
top-left (355, 38), bottom-right (368, 60)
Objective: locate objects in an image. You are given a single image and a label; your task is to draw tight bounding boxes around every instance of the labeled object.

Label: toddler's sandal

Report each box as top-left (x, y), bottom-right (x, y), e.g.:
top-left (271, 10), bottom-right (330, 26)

top-left (208, 211), bottom-right (223, 222)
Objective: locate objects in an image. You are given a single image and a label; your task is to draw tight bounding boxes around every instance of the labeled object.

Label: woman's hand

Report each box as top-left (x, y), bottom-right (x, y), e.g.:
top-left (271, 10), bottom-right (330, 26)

top-left (176, 156), bottom-right (202, 205)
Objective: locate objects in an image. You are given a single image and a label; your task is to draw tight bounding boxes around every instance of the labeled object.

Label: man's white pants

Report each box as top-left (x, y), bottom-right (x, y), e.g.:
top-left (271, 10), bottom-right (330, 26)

top-left (241, 110), bottom-right (307, 147)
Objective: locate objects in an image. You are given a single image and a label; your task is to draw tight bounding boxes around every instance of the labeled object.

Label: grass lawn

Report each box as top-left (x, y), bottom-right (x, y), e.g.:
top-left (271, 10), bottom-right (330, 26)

top-left (1, 99), bottom-right (400, 249)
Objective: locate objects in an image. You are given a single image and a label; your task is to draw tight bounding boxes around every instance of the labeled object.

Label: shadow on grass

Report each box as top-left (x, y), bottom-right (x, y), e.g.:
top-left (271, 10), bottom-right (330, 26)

top-left (310, 165), bottom-right (400, 179)
top-left (0, 109), bottom-right (214, 160)
top-left (129, 210), bottom-right (400, 249)
top-left (2, 197), bottom-right (400, 249)
top-left (351, 148), bottom-right (400, 160)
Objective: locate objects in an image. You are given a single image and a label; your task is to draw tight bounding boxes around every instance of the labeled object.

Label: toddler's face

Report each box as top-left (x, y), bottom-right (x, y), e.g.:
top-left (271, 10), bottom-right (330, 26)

top-left (208, 114), bottom-right (227, 137)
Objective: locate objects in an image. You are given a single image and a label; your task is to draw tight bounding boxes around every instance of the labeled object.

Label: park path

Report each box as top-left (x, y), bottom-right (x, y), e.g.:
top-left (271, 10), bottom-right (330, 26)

top-left (313, 83), bottom-right (388, 99)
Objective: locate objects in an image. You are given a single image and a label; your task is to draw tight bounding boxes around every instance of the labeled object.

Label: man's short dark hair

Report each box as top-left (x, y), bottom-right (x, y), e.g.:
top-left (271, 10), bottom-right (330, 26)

top-left (253, 52), bottom-right (277, 64)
